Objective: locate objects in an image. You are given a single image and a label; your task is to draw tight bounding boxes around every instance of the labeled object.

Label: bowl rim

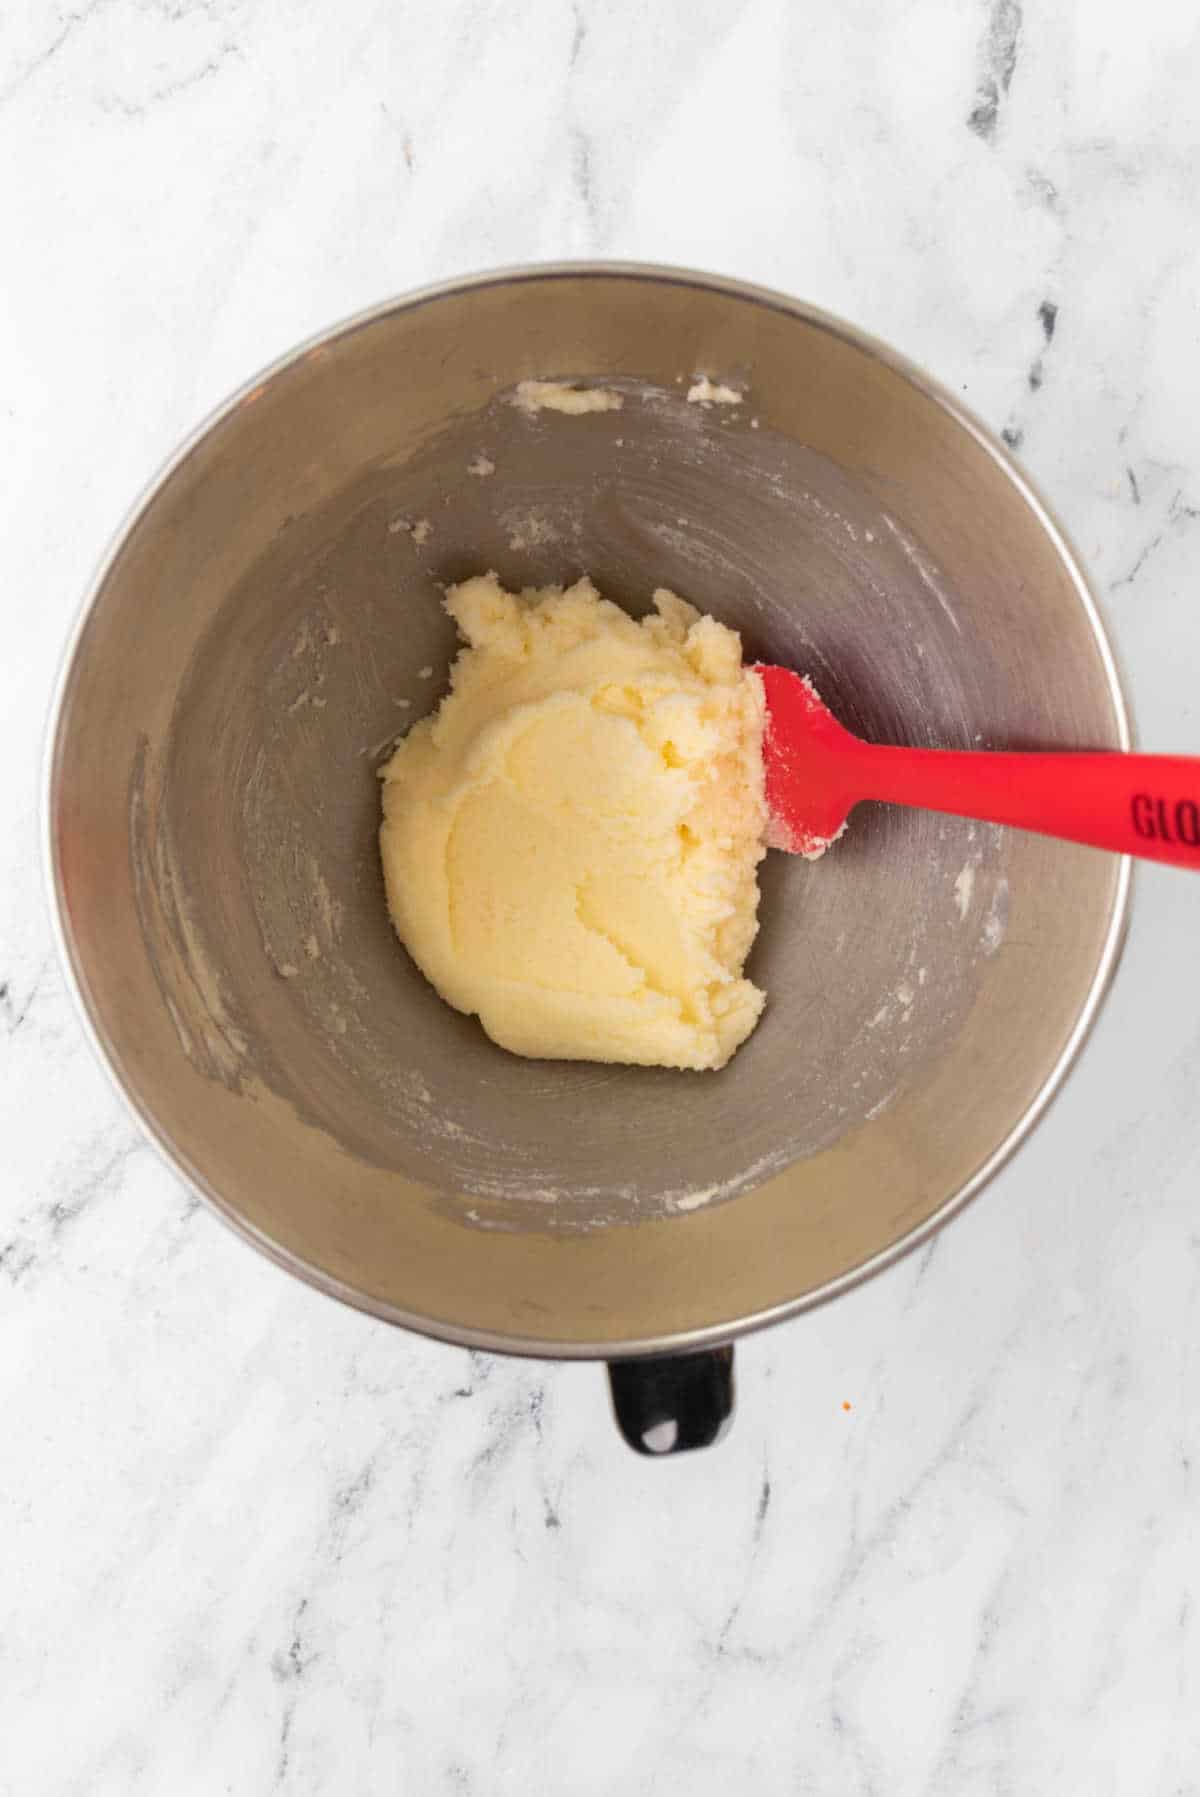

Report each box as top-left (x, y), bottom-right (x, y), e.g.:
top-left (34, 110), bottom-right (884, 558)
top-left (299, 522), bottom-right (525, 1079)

top-left (42, 259), bottom-right (1133, 1361)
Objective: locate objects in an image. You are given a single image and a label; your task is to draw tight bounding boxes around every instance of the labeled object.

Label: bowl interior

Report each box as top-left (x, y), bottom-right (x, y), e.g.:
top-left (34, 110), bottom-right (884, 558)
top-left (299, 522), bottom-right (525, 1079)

top-left (50, 270), bottom-right (1127, 1351)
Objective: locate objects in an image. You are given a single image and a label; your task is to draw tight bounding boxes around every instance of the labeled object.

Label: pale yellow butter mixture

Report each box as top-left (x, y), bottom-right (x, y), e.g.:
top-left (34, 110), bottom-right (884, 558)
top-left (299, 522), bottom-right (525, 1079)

top-left (379, 575), bottom-right (768, 1070)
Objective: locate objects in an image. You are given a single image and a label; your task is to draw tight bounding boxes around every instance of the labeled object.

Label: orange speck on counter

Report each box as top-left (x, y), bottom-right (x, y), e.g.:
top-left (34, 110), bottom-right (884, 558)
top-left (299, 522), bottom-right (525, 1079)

top-left (842, 1401), bottom-right (852, 1412)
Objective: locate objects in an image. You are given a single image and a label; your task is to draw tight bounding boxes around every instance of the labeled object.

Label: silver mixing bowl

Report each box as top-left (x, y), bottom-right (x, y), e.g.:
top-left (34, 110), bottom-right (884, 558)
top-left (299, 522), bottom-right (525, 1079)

top-left (45, 265), bottom-right (1129, 1452)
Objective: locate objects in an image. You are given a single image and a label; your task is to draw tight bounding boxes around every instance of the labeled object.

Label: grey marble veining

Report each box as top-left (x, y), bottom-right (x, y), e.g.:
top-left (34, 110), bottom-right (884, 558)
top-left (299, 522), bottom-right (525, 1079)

top-left (4, 2), bottom-right (1200, 1791)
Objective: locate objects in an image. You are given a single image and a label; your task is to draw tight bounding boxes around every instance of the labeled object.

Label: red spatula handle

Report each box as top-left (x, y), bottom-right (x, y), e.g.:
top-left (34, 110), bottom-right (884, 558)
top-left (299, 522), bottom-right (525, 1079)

top-left (857, 745), bottom-right (1200, 869)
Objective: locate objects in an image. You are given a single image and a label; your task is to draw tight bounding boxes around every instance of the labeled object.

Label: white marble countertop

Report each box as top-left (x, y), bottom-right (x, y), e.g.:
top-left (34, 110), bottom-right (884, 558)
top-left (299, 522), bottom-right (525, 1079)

top-left (5, 3), bottom-right (1200, 1791)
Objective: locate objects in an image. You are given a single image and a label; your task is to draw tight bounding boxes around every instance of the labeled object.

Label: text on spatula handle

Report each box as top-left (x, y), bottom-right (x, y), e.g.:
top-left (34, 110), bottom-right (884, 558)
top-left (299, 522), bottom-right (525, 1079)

top-left (1131, 793), bottom-right (1200, 848)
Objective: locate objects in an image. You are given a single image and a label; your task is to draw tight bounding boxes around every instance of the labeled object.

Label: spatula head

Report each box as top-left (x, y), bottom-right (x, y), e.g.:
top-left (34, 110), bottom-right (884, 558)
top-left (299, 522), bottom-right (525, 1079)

top-left (754, 664), bottom-right (859, 858)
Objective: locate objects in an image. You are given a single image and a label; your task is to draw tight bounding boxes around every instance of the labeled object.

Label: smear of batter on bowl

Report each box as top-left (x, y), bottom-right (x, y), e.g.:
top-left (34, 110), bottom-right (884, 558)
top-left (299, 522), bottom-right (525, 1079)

top-left (686, 376), bottom-right (744, 406)
top-left (953, 862), bottom-right (975, 919)
top-left (512, 379), bottom-right (623, 415)
top-left (378, 574), bottom-right (768, 1071)
top-left (505, 511), bottom-right (559, 552)
top-left (388, 515), bottom-right (433, 542)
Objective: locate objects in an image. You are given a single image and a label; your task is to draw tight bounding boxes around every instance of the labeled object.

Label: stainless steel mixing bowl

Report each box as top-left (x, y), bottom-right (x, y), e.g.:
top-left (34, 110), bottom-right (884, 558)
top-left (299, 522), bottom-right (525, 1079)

top-left (45, 265), bottom-right (1129, 1452)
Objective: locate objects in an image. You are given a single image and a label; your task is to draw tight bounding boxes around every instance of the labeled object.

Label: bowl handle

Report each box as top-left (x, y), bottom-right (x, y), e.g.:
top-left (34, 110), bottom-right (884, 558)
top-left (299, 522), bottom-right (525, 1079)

top-left (607, 1347), bottom-right (734, 1454)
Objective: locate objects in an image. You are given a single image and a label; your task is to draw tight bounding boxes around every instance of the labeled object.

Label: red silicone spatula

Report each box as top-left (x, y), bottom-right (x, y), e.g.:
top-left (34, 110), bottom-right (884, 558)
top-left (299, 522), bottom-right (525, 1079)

top-left (755, 663), bottom-right (1200, 868)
